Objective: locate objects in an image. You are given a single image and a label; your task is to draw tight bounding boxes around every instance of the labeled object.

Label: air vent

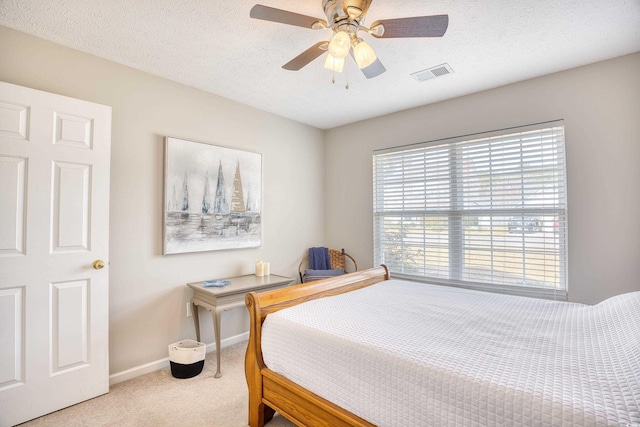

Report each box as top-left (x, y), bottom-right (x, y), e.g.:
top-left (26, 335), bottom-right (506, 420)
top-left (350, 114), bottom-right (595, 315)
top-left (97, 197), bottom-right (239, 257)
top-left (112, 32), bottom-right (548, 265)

top-left (411, 63), bottom-right (454, 82)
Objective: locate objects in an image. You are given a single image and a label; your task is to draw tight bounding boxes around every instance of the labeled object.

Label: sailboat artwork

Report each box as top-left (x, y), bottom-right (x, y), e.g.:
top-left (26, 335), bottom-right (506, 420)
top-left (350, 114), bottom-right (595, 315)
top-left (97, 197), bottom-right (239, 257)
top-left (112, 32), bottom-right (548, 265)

top-left (163, 137), bottom-right (262, 254)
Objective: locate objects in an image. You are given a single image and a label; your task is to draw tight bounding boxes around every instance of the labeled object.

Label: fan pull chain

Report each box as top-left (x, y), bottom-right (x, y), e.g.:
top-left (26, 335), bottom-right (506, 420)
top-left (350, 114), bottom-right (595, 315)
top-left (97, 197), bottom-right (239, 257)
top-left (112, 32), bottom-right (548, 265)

top-left (345, 63), bottom-right (349, 89)
top-left (331, 61), bottom-right (336, 84)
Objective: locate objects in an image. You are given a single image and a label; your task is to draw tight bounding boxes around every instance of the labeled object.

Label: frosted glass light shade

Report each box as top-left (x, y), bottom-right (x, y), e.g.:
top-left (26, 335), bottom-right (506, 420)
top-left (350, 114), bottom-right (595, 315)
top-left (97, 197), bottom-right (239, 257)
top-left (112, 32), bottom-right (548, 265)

top-left (328, 31), bottom-right (351, 59)
top-left (354, 40), bottom-right (377, 69)
top-left (324, 54), bottom-right (345, 72)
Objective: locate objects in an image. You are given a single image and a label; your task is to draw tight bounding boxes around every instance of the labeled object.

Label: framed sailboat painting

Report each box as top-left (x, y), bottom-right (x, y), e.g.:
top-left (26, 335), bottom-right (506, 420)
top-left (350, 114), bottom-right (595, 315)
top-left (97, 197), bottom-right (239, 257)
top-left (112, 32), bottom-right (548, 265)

top-left (163, 136), bottom-right (262, 254)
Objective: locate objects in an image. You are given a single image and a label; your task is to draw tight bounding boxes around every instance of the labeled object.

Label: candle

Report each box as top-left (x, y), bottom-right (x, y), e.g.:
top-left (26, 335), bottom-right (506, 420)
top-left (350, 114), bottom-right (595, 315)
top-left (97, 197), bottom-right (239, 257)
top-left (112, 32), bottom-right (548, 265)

top-left (255, 260), bottom-right (264, 277)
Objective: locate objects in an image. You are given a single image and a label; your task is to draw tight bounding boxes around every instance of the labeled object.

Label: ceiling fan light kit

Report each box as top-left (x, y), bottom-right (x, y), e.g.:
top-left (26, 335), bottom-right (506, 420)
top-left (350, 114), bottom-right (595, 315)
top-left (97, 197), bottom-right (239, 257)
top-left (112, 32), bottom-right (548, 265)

top-left (324, 54), bottom-right (345, 72)
top-left (250, 0), bottom-right (449, 83)
top-left (353, 38), bottom-right (376, 69)
top-left (328, 31), bottom-right (352, 58)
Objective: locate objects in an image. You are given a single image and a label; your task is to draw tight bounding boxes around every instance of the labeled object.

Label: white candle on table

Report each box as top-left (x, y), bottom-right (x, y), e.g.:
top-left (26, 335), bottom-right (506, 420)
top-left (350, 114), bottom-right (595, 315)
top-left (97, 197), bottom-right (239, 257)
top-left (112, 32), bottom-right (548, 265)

top-left (255, 260), bottom-right (264, 277)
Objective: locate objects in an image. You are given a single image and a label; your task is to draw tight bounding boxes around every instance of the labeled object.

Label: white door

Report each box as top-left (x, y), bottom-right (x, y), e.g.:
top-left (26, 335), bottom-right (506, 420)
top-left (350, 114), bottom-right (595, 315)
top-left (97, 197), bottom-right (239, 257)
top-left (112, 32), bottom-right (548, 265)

top-left (0, 81), bottom-right (111, 426)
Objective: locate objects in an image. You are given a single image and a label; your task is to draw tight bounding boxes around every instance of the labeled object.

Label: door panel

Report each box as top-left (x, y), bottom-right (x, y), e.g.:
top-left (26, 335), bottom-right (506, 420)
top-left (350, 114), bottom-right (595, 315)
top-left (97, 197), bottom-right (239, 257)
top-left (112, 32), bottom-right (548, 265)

top-left (53, 112), bottom-right (93, 149)
top-left (0, 101), bottom-right (29, 140)
top-left (0, 287), bottom-right (24, 391)
top-left (51, 279), bottom-right (89, 374)
top-left (52, 162), bottom-right (91, 252)
top-left (0, 156), bottom-right (26, 255)
top-left (0, 81), bottom-right (111, 426)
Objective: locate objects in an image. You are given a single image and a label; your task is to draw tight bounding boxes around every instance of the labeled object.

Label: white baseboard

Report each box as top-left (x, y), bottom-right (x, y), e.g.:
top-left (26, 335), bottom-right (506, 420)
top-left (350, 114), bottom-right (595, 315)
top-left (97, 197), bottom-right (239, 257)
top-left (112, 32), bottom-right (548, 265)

top-left (108, 332), bottom-right (249, 386)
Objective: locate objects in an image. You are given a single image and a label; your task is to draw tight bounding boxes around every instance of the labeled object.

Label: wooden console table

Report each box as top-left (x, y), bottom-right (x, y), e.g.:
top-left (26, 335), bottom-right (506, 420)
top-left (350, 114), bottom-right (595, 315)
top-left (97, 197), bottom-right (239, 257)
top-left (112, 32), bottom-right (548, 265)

top-left (187, 274), bottom-right (294, 378)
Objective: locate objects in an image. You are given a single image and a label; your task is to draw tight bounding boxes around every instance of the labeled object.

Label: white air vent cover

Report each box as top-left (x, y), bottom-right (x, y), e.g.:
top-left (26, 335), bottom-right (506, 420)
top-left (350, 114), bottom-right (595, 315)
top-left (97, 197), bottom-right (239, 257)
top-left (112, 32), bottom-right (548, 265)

top-left (411, 63), bottom-right (454, 82)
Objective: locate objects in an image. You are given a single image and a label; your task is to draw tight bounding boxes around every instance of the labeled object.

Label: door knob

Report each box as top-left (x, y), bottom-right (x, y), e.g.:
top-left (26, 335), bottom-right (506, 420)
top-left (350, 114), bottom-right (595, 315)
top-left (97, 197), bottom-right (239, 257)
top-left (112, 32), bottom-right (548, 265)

top-left (93, 260), bottom-right (105, 270)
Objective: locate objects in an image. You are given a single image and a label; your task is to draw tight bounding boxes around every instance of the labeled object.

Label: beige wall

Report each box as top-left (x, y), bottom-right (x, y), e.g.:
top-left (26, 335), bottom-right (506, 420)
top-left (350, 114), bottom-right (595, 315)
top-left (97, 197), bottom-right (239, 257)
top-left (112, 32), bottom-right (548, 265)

top-left (325, 52), bottom-right (640, 305)
top-left (0, 26), bottom-right (325, 376)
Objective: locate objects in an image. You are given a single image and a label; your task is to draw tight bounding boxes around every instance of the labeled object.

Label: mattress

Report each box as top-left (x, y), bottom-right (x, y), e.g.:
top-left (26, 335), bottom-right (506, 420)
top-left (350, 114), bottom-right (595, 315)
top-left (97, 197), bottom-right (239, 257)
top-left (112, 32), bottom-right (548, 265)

top-left (261, 279), bottom-right (640, 426)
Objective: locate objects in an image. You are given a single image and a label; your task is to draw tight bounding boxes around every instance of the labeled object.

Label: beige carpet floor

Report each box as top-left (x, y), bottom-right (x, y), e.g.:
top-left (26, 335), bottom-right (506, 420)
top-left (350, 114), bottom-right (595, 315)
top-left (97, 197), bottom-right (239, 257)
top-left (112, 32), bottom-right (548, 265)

top-left (19, 342), bottom-right (295, 427)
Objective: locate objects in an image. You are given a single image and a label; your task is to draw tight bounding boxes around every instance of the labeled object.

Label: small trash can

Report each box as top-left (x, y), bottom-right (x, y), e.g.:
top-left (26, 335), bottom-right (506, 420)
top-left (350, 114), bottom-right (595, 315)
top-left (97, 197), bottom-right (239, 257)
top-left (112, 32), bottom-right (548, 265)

top-left (168, 339), bottom-right (206, 379)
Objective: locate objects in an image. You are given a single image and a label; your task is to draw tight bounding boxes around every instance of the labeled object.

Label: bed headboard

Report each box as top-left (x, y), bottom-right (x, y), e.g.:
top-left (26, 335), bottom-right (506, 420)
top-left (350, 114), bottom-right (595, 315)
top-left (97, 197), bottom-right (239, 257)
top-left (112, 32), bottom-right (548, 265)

top-left (245, 265), bottom-right (390, 324)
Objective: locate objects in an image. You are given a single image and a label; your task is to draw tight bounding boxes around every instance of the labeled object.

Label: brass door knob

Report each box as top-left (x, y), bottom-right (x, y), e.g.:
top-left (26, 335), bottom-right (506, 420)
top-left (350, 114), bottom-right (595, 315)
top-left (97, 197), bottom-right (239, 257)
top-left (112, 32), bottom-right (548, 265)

top-left (93, 260), bottom-right (105, 270)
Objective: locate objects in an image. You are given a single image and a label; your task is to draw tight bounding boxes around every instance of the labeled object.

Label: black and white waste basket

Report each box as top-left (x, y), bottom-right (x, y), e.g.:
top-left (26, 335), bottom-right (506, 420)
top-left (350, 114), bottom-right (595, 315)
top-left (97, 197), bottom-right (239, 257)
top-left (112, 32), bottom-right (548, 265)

top-left (168, 339), bottom-right (206, 379)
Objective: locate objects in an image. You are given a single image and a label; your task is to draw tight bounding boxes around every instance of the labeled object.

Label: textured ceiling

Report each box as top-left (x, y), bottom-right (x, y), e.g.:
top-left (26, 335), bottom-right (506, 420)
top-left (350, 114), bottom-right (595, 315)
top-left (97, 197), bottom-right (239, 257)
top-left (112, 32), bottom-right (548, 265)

top-left (1, 0), bottom-right (639, 129)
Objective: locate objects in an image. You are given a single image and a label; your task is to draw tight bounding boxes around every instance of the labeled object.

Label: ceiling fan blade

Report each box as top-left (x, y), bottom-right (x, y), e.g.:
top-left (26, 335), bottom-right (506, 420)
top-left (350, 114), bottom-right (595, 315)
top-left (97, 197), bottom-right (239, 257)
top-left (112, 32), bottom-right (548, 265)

top-left (360, 58), bottom-right (386, 79)
top-left (370, 15), bottom-right (449, 38)
top-left (282, 42), bottom-right (328, 71)
top-left (250, 4), bottom-right (327, 29)
top-left (343, 0), bottom-right (374, 19)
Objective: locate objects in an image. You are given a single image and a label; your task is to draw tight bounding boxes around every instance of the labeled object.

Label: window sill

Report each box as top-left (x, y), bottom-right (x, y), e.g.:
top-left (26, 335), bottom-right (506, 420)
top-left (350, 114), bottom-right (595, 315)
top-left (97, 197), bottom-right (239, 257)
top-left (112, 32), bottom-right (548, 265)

top-left (390, 273), bottom-right (568, 302)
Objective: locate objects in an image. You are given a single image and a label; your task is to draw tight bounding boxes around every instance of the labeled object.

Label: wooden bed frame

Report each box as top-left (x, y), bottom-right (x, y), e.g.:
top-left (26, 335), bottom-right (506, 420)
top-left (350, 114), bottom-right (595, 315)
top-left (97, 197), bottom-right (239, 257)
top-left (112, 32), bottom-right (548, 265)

top-left (244, 265), bottom-right (390, 427)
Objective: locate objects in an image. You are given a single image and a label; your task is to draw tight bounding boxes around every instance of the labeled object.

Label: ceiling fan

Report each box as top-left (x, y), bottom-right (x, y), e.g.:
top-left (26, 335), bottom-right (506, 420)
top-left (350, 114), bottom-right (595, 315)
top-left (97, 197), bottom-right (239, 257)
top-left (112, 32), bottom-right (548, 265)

top-left (249, 0), bottom-right (449, 80)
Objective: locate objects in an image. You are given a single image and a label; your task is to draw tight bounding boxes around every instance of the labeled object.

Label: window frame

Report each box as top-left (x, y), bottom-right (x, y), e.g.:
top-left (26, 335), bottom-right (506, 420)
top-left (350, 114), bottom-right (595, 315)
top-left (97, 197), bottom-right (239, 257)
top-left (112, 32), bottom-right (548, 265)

top-left (373, 120), bottom-right (568, 300)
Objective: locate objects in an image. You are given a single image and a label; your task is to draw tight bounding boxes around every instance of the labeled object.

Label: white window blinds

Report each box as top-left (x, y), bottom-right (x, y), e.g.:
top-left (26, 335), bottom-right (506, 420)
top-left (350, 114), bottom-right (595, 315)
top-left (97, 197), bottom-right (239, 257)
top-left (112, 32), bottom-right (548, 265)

top-left (373, 121), bottom-right (568, 299)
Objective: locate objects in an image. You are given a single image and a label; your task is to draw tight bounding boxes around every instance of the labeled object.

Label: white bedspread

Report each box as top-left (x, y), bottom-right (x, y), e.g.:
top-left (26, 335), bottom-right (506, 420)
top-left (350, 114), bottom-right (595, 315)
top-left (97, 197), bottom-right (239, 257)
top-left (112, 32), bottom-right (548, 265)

top-left (261, 279), bottom-right (640, 426)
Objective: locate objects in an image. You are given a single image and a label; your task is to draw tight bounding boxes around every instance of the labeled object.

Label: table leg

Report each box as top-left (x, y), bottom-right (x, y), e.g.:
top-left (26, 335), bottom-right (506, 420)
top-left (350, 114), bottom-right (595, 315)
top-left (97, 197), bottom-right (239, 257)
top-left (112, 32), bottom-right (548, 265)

top-left (191, 300), bottom-right (201, 342)
top-left (213, 308), bottom-right (222, 378)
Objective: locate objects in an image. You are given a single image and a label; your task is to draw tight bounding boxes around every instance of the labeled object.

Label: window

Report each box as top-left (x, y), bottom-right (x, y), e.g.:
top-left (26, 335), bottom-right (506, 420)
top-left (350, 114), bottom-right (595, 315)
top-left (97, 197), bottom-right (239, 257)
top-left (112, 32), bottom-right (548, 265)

top-left (373, 121), bottom-right (567, 299)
